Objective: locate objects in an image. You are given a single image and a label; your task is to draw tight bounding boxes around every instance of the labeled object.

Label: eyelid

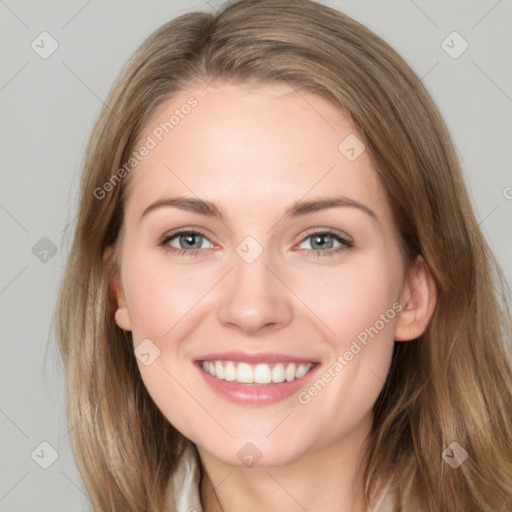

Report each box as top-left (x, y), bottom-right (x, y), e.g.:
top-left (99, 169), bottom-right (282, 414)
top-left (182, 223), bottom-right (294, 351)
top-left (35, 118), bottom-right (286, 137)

top-left (297, 226), bottom-right (353, 245)
top-left (158, 227), bottom-right (217, 259)
top-left (159, 226), bottom-right (215, 245)
top-left (293, 229), bottom-right (354, 260)
top-left (159, 227), bottom-right (352, 245)
top-left (158, 226), bottom-right (354, 258)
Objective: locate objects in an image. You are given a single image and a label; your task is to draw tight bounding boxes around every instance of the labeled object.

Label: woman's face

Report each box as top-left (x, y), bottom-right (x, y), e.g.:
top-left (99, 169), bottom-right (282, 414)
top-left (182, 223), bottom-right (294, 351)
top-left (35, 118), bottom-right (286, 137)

top-left (112, 82), bottom-right (421, 467)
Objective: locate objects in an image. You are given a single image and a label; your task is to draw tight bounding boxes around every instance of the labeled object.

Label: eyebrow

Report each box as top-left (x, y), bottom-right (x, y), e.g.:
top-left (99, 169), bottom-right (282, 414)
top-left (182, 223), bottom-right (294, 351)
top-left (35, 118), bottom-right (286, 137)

top-left (139, 196), bottom-right (378, 223)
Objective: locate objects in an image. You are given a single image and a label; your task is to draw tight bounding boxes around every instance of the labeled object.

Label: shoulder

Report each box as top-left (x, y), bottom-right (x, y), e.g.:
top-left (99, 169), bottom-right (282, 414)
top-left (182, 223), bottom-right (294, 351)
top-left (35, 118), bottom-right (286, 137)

top-left (165, 440), bottom-right (203, 512)
top-left (165, 441), bottom-right (398, 512)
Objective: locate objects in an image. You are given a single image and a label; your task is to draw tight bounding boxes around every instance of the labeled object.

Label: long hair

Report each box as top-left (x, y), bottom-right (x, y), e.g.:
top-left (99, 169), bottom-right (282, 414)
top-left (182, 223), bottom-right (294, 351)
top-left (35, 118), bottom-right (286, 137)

top-left (56, 1), bottom-right (512, 510)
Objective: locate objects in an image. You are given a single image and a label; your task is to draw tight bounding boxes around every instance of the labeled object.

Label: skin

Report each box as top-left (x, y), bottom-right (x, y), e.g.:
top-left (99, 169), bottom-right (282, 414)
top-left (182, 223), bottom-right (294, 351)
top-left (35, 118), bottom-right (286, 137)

top-left (110, 82), bottom-right (437, 512)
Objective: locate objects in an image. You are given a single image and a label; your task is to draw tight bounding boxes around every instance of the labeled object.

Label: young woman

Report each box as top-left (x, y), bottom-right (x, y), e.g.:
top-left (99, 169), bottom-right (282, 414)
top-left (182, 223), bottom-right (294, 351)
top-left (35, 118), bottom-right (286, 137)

top-left (56, 0), bottom-right (512, 510)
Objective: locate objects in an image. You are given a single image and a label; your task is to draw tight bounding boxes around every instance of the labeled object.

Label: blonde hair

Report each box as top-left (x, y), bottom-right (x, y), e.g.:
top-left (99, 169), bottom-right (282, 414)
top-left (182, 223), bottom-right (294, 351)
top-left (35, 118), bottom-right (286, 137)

top-left (56, 0), bottom-right (512, 510)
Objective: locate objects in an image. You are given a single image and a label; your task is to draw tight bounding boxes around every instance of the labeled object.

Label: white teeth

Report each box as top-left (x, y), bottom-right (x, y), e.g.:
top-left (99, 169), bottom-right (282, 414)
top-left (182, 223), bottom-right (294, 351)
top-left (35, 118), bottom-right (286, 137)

top-left (271, 363), bottom-right (286, 383)
top-left (224, 361), bottom-right (236, 381)
top-left (285, 363), bottom-right (296, 382)
top-left (295, 363), bottom-right (309, 379)
top-left (199, 360), bottom-right (314, 384)
top-left (237, 362), bottom-right (253, 383)
top-left (254, 363), bottom-right (272, 384)
top-left (215, 361), bottom-right (224, 379)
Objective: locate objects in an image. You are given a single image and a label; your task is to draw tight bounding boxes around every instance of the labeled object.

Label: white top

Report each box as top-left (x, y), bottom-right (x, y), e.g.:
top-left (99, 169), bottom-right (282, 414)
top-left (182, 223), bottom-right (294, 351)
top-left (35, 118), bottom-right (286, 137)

top-left (165, 441), bottom-right (397, 511)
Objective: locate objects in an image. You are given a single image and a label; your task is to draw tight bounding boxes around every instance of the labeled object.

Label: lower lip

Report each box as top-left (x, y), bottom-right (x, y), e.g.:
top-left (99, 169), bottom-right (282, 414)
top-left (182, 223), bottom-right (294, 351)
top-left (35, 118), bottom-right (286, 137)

top-left (194, 362), bottom-right (320, 406)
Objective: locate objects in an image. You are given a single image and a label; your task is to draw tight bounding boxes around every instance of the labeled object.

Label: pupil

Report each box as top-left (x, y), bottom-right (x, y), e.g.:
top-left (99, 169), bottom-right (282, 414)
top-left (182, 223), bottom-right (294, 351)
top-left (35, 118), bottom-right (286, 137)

top-left (182, 234), bottom-right (201, 249)
top-left (312, 234), bottom-right (332, 250)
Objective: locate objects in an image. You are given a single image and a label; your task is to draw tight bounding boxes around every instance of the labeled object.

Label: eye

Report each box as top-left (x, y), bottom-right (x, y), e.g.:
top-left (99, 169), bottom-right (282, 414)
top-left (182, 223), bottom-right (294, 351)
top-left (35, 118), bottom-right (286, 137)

top-left (296, 230), bottom-right (353, 258)
top-left (158, 228), bottom-right (352, 258)
top-left (159, 229), bottom-right (214, 256)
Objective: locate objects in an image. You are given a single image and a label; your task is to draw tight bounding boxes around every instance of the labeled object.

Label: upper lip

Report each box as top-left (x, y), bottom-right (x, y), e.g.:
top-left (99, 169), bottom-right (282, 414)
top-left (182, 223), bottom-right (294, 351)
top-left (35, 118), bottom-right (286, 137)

top-left (195, 351), bottom-right (319, 365)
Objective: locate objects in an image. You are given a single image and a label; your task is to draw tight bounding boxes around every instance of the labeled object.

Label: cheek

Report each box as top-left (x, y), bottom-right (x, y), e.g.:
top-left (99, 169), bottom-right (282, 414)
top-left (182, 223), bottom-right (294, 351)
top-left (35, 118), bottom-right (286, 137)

top-left (293, 258), bottom-right (402, 350)
top-left (120, 253), bottom-right (213, 435)
top-left (122, 253), bottom-right (215, 340)
top-left (290, 258), bottom-right (400, 414)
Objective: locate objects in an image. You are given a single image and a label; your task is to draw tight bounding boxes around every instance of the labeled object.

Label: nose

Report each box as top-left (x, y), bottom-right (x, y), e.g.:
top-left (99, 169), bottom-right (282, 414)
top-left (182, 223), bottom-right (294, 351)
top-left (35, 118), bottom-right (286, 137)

top-left (217, 249), bottom-right (294, 334)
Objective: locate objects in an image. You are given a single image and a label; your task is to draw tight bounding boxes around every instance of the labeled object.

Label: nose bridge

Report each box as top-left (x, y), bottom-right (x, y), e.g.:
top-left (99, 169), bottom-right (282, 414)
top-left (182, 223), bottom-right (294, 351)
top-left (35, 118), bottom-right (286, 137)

top-left (217, 239), bottom-right (293, 332)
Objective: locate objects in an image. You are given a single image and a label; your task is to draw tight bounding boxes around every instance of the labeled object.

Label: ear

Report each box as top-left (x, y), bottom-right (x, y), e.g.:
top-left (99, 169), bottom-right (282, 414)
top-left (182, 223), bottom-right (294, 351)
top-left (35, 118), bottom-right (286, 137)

top-left (394, 255), bottom-right (437, 342)
top-left (103, 246), bottom-right (132, 331)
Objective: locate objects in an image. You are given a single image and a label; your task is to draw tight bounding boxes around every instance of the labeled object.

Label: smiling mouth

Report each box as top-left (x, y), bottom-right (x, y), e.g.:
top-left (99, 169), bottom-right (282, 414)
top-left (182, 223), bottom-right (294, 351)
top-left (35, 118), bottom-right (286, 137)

top-left (198, 360), bottom-right (316, 385)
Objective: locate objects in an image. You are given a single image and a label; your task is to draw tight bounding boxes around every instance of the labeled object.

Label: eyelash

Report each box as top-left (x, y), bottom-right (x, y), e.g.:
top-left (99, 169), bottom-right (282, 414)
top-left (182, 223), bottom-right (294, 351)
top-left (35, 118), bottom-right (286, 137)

top-left (159, 228), bottom-right (212, 258)
top-left (158, 228), bottom-right (354, 259)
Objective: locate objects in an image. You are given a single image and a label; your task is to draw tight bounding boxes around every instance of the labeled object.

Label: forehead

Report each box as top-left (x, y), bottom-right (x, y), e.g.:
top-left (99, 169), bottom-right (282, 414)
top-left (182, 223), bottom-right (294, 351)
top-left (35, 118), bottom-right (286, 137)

top-left (124, 82), bottom-right (389, 223)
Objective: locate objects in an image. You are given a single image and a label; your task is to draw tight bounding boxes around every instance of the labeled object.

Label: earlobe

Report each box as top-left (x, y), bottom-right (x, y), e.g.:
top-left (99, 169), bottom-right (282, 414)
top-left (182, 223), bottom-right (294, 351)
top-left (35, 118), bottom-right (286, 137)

top-left (111, 271), bottom-right (132, 331)
top-left (104, 247), bottom-right (132, 332)
top-left (114, 306), bottom-right (132, 331)
top-left (394, 255), bottom-right (437, 342)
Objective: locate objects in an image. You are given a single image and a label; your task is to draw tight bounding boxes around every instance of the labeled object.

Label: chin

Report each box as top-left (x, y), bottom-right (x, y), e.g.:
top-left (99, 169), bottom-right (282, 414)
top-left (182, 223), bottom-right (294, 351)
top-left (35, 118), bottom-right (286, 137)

top-left (196, 434), bottom-right (312, 469)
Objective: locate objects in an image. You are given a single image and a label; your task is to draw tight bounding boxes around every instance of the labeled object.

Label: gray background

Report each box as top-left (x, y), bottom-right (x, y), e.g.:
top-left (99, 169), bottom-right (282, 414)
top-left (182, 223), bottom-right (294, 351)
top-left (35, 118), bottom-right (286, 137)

top-left (1, 0), bottom-right (511, 510)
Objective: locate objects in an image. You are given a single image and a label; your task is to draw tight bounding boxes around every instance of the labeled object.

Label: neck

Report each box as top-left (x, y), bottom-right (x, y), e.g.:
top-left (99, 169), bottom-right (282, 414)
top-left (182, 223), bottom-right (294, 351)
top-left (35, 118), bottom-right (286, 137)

top-left (198, 413), bottom-right (373, 512)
